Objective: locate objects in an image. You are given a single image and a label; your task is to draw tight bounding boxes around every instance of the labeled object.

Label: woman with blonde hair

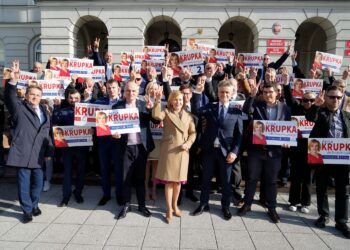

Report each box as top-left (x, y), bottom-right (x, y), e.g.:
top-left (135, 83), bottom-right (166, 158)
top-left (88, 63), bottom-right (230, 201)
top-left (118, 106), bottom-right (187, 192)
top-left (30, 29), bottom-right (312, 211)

top-left (152, 89), bottom-right (196, 223)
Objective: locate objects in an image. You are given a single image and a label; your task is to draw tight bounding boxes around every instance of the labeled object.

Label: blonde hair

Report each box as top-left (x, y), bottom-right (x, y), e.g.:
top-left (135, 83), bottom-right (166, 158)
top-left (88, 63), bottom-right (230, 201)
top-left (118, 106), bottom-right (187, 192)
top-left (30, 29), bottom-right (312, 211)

top-left (167, 90), bottom-right (184, 111)
top-left (96, 112), bottom-right (107, 125)
top-left (254, 121), bottom-right (265, 133)
top-left (308, 139), bottom-right (321, 152)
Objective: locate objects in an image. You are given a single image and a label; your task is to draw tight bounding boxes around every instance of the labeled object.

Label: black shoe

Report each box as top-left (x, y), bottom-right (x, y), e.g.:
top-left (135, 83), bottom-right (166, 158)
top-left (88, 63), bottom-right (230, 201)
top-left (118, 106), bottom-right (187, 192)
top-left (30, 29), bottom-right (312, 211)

top-left (138, 206), bottom-right (152, 217)
top-left (335, 223), bottom-right (350, 239)
top-left (32, 207), bottom-right (42, 216)
top-left (267, 209), bottom-right (280, 223)
top-left (58, 198), bottom-right (69, 207)
top-left (233, 198), bottom-right (245, 207)
top-left (73, 190), bottom-right (84, 203)
top-left (98, 196), bottom-right (111, 206)
top-left (117, 205), bottom-right (131, 220)
top-left (222, 207), bottom-right (232, 220)
top-left (192, 204), bottom-right (209, 216)
top-left (22, 213), bottom-right (33, 223)
top-left (315, 216), bottom-right (329, 228)
top-left (237, 204), bottom-right (251, 216)
top-left (186, 193), bottom-right (199, 202)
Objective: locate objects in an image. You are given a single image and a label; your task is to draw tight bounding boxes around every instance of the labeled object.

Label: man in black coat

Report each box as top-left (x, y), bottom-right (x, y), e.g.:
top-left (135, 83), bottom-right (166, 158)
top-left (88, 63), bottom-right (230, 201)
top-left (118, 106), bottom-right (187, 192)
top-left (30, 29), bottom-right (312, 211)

top-left (306, 86), bottom-right (350, 239)
top-left (4, 61), bottom-right (54, 223)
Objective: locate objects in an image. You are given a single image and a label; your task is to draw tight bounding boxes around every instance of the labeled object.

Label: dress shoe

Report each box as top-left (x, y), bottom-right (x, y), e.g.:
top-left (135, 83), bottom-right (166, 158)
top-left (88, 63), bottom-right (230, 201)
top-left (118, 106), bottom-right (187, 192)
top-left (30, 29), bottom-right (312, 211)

top-left (335, 223), bottom-right (350, 239)
top-left (192, 204), bottom-right (209, 216)
top-left (314, 216), bottom-right (329, 228)
top-left (98, 196), bottom-right (111, 206)
top-left (267, 209), bottom-right (280, 223)
top-left (186, 192), bottom-right (199, 202)
top-left (237, 205), bottom-right (251, 216)
top-left (222, 207), bottom-right (232, 220)
top-left (32, 207), bottom-right (42, 216)
top-left (22, 213), bottom-right (33, 223)
top-left (117, 205), bottom-right (131, 220)
top-left (138, 206), bottom-right (152, 217)
top-left (233, 198), bottom-right (244, 207)
top-left (73, 190), bottom-right (84, 203)
top-left (58, 198), bottom-right (69, 207)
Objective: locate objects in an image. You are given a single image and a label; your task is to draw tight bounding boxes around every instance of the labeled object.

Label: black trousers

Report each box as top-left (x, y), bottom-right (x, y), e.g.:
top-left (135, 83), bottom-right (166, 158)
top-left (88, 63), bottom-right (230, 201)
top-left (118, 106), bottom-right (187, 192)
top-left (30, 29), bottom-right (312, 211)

top-left (121, 144), bottom-right (148, 208)
top-left (231, 159), bottom-right (243, 201)
top-left (315, 165), bottom-right (349, 224)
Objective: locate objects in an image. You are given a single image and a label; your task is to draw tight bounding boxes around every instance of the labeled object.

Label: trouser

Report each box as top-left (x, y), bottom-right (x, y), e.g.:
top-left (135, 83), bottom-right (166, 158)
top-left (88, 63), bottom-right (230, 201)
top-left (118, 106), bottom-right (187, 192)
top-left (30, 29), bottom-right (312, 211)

top-left (231, 159), bottom-right (243, 201)
top-left (185, 146), bottom-right (197, 194)
top-left (17, 168), bottom-right (43, 214)
top-left (244, 150), bottom-right (281, 209)
top-left (121, 144), bottom-right (148, 207)
top-left (98, 137), bottom-right (123, 198)
top-left (61, 147), bottom-right (88, 200)
top-left (200, 148), bottom-right (232, 208)
top-left (315, 165), bottom-right (349, 224)
top-left (44, 158), bottom-right (53, 183)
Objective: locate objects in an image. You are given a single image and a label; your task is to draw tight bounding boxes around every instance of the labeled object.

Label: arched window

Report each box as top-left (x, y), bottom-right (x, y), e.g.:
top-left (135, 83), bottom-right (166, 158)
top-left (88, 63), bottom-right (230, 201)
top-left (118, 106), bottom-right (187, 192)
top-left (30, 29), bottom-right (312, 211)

top-left (33, 40), bottom-right (41, 63)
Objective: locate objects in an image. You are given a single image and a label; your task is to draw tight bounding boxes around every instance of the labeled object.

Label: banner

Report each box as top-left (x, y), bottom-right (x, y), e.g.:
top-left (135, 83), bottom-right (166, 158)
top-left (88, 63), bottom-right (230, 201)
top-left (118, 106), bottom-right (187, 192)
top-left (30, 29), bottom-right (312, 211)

top-left (57, 57), bottom-right (94, 78)
top-left (91, 66), bottom-right (106, 82)
top-left (150, 121), bottom-right (164, 140)
top-left (53, 126), bottom-right (93, 147)
top-left (313, 51), bottom-right (343, 72)
top-left (74, 103), bottom-right (112, 127)
top-left (252, 120), bottom-right (298, 146)
top-left (44, 69), bottom-right (60, 80)
top-left (176, 50), bottom-right (204, 75)
top-left (239, 53), bottom-right (264, 69)
top-left (18, 71), bottom-right (37, 89)
top-left (307, 138), bottom-right (350, 165)
top-left (216, 48), bottom-right (235, 64)
top-left (144, 46), bottom-right (165, 60)
top-left (95, 108), bottom-right (140, 136)
top-left (28, 80), bottom-right (66, 99)
top-left (292, 78), bottom-right (323, 98)
top-left (291, 116), bottom-right (315, 138)
top-left (146, 60), bottom-right (165, 74)
top-left (195, 43), bottom-right (215, 56)
top-left (275, 73), bottom-right (295, 85)
top-left (230, 100), bottom-right (248, 120)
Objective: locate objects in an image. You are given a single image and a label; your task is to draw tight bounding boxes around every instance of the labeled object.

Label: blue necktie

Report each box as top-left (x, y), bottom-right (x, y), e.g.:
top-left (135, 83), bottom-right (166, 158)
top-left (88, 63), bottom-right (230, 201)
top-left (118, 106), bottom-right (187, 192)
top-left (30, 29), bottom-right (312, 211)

top-left (219, 105), bottom-right (225, 125)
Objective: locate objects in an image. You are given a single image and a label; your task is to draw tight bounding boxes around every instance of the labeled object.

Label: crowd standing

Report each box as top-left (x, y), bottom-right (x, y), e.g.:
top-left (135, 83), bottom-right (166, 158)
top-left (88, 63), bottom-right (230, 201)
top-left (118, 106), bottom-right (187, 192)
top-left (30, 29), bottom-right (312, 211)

top-left (1, 37), bottom-right (350, 239)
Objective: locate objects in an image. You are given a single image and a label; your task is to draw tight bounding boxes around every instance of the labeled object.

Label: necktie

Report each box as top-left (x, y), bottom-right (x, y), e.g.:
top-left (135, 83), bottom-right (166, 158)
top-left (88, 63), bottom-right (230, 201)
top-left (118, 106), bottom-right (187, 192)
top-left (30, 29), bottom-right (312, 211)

top-left (219, 105), bottom-right (225, 125)
top-left (186, 105), bottom-right (190, 112)
top-left (35, 107), bottom-right (42, 124)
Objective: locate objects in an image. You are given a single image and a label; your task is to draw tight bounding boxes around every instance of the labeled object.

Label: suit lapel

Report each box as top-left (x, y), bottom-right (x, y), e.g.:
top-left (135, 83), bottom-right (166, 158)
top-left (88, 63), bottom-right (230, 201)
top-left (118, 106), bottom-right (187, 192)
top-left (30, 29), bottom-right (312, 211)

top-left (166, 109), bottom-right (186, 133)
top-left (257, 103), bottom-right (268, 120)
top-left (24, 103), bottom-right (41, 128)
top-left (276, 101), bottom-right (284, 121)
top-left (210, 103), bottom-right (220, 125)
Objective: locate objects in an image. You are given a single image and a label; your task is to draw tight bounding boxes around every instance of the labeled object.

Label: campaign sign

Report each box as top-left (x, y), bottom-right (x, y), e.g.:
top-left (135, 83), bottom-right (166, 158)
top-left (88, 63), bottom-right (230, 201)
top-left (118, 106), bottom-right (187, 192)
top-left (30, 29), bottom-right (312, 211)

top-left (176, 50), bottom-right (204, 75)
top-left (145, 46), bottom-right (165, 60)
top-left (292, 116), bottom-right (315, 138)
top-left (252, 120), bottom-right (298, 146)
top-left (216, 48), bottom-right (235, 64)
top-left (150, 121), bottom-right (164, 140)
top-left (68, 58), bottom-right (94, 77)
top-left (291, 78), bottom-right (323, 99)
top-left (95, 108), bottom-right (140, 136)
top-left (91, 66), bottom-right (106, 82)
top-left (315, 51), bottom-right (343, 72)
top-left (229, 100), bottom-right (248, 120)
top-left (30, 80), bottom-right (66, 99)
top-left (53, 126), bottom-right (93, 147)
top-left (18, 71), bottom-right (37, 89)
top-left (74, 103), bottom-right (112, 127)
top-left (119, 65), bottom-right (130, 81)
top-left (133, 52), bottom-right (150, 63)
top-left (239, 53), bottom-right (264, 69)
top-left (195, 43), bottom-right (215, 56)
top-left (307, 138), bottom-right (350, 165)
top-left (147, 60), bottom-right (165, 74)
top-left (44, 69), bottom-right (60, 80)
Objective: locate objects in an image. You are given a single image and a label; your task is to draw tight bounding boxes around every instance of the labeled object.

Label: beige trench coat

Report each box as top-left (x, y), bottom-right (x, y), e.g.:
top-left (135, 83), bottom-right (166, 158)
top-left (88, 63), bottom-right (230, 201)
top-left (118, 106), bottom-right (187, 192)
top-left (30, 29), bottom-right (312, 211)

top-left (152, 101), bottom-right (196, 182)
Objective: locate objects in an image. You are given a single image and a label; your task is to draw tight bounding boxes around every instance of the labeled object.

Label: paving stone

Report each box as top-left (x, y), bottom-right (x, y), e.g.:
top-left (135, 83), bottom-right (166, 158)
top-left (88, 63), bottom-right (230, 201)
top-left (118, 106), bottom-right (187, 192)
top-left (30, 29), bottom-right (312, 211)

top-left (34, 223), bottom-right (80, 243)
top-left (105, 226), bottom-right (145, 247)
top-left (283, 232), bottom-right (329, 250)
top-left (114, 209), bottom-right (150, 227)
top-left (103, 247), bottom-right (140, 250)
top-left (215, 229), bottom-right (255, 250)
top-left (242, 212), bottom-right (280, 232)
top-left (148, 211), bottom-right (181, 228)
top-left (211, 209), bottom-right (246, 231)
top-left (0, 221), bottom-right (18, 236)
top-left (65, 244), bottom-right (104, 250)
top-left (84, 209), bottom-right (117, 226)
top-left (0, 241), bottom-right (29, 249)
top-left (70, 225), bottom-right (114, 245)
top-left (277, 216), bottom-right (314, 233)
top-left (54, 208), bottom-right (92, 224)
top-left (30, 208), bottom-right (64, 223)
top-left (321, 234), bottom-right (350, 250)
top-left (0, 222), bottom-right (48, 242)
top-left (143, 227), bottom-right (180, 248)
top-left (180, 211), bottom-right (213, 229)
top-left (250, 231), bottom-right (292, 250)
top-left (25, 242), bottom-right (66, 250)
top-left (180, 228), bottom-right (217, 249)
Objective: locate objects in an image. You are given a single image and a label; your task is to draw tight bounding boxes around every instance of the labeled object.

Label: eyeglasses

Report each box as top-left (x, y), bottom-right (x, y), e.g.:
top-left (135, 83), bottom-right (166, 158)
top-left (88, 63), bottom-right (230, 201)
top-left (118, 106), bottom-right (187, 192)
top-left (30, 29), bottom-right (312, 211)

top-left (302, 99), bottom-right (315, 103)
top-left (136, 78), bottom-right (142, 81)
top-left (327, 95), bottom-right (342, 100)
top-left (263, 58), bottom-right (270, 61)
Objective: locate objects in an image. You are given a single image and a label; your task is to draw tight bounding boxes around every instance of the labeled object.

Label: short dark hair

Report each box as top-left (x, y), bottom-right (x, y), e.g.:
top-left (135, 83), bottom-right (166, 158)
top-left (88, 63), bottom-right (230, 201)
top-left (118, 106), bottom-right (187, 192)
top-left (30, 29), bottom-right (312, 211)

top-left (67, 89), bottom-right (80, 96)
top-left (263, 81), bottom-right (278, 91)
top-left (179, 84), bottom-right (192, 92)
top-left (326, 85), bottom-right (341, 93)
top-left (106, 79), bottom-right (118, 86)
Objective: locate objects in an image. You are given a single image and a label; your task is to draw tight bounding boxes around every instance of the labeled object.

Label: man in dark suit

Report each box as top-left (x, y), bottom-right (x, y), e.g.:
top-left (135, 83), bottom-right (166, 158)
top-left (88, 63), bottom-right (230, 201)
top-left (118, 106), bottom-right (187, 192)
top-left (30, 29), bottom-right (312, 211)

top-left (4, 61), bottom-right (54, 223)
top-left (192, 79), bottom-right (243, 220)
top-left (306, 86), bottom-right (350, 239)
top-left (114, 81), bottom-right (159, 219)
top-left (91, 38), bottom-right (114, 81)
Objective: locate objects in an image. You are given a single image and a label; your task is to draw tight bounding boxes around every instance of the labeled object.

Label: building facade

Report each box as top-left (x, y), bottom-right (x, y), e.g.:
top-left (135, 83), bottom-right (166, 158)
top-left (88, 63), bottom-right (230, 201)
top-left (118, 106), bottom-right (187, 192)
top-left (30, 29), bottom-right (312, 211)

top-left (0, 0), bottom-right (350, 77)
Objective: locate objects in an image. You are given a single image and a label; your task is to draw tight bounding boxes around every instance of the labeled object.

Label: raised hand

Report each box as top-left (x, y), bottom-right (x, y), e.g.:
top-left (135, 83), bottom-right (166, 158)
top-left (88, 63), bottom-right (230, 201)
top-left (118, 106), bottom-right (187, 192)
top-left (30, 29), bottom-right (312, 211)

top-left (291, 51), bottom-right (298, 61)
top-left (87, 45), bottom-right (92, 55)
top-left (154, 86), bottom-right (163, 101)
top-left (10, 60), bottom-right (20, 82)
top-left (250, 80), bottom-right (261, 97)
top-left (93, 37), bottom-right (100, 50)
top-left (281, 67), bottom-right (289, 85)
top-left (326, 67), bottom-right (332, 77)
top-left (314, 90), bottom-right (325, 107)
top-left (249, 67), bottom-right (257, 79)
top-left (309, 68), bottom-right (316, 79)
top-left (342, 66), bottom-right (349, 80)
top-left (286, 41), bottom-right (293, 54)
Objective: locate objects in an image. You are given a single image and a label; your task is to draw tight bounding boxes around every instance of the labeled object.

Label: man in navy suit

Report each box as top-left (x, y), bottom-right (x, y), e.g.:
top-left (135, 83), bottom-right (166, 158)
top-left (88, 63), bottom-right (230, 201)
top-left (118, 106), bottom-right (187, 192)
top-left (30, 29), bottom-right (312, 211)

top-left (92, 38), bottom-right (114, 81)
top-left (114, 81), bottom-right (159, 219)
top-left (192, 79), bottom-right (243, 220)
top-left (5, 61), bottom-right (54, 223)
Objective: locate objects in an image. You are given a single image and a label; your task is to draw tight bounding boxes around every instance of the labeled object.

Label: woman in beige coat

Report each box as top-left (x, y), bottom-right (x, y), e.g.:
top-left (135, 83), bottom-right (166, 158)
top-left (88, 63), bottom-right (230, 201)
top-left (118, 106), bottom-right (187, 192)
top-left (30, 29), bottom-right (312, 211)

top-left (152, 89), bottom-right (196, 223)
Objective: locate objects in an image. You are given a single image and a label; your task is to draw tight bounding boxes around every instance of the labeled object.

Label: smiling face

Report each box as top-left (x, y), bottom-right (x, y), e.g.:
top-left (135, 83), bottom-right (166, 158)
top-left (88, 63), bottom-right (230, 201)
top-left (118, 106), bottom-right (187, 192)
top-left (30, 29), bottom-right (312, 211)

top-left (25, 87), bottom-right (42, 107)
top-left (218, 86), bottom-right (233, 105)
top-left (96, 113), bottom-right (107, 125)
top-left (254, 123), bottom-right (264, 135)
top-left (309, 142), bottom-right (319, 154)
top-left (171, 93), bottom-right (184, 111)
top-left (124, 81), bottom-right (139, 103)
top-left (262, 86), bottom-right (277, 105)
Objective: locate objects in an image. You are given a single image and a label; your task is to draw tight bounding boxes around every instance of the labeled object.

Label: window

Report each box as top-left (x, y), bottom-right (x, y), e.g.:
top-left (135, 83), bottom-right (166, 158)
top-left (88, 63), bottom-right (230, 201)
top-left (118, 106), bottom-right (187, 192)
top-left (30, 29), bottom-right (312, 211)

top-left (34, 40), bottom-right (41, 63)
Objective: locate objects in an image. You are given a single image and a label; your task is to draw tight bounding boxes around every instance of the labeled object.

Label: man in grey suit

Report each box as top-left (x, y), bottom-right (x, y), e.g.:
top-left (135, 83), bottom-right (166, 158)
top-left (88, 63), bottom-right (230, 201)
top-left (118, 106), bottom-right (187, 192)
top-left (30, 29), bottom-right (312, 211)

top-left (4, 61), bottom-right (54, 223)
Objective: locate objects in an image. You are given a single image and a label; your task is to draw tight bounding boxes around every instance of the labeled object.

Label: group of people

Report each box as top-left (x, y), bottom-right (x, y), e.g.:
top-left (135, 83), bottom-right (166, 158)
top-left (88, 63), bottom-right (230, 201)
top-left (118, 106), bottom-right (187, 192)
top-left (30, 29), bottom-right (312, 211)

top-left (2, 39), bottom-right (350, 239)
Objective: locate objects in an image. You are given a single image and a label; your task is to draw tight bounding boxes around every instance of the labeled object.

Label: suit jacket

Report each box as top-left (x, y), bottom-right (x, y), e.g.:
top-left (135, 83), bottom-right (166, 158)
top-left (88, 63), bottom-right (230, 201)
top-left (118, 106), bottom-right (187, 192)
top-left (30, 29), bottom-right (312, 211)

top-left (194, 102), bottom-right (243, 157)
top-left (4, 83), bottom-right (54, 168)
top-left (243, 96), bottom-right (291, 157)
top-left (112, 99), bottom-right (158, 153)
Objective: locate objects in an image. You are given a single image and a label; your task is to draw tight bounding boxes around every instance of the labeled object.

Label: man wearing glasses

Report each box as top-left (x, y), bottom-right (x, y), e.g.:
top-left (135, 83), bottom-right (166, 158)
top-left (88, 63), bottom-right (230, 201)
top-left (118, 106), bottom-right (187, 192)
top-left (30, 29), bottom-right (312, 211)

top-left (306, 86), bottom-right (350, 238)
